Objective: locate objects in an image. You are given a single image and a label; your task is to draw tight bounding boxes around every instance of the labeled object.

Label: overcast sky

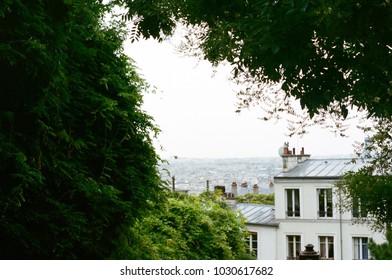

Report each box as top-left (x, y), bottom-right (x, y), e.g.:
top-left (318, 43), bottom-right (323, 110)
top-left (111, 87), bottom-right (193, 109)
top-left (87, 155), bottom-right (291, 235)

top-left (124, 38), bottom-right (367, 159)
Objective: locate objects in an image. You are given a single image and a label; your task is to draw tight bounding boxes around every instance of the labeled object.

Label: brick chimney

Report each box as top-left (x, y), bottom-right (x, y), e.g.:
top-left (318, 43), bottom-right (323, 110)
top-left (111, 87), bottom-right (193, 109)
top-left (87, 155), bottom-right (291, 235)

top-left (279, 142), bottom-right (310, 172)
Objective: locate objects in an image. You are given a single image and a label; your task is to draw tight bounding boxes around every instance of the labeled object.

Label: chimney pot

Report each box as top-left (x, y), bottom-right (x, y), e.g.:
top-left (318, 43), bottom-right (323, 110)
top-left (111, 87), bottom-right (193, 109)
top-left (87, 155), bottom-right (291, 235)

top-left (231, 182), bottom-right (238, 196)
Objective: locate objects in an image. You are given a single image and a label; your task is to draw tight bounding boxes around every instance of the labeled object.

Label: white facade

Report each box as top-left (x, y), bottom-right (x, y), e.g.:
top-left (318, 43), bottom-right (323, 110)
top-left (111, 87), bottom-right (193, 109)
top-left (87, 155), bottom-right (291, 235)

top-left (234, 203), bottom-right (278, 260)
top-left (239, 145), bottom-right (385, 260)
top-left (274, 177), bottom-right (385, 260)
top-left (246, 224), bottom-right (277, 259)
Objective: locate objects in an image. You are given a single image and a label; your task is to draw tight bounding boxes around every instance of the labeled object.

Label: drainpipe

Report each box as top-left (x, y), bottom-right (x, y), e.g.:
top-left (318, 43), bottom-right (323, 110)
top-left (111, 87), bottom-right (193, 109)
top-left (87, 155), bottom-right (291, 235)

top-left (340, 208), bottom-right (343, 260)
top-left (338, 190), bottom-right (343, 260)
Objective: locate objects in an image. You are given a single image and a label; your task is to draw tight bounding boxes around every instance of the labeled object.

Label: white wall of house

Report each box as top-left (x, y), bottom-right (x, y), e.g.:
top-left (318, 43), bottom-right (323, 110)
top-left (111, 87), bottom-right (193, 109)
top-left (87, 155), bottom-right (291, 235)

top-left (247, 224), bottom-right (277, 260)
top-left (275, 178), bottom-right (354, 220)
top-left (239, 148), bottom-right (386, 260)
top-left (274, 178), bottom-right (385, 260)
top-left (275, 219), bottom-right (385, 260)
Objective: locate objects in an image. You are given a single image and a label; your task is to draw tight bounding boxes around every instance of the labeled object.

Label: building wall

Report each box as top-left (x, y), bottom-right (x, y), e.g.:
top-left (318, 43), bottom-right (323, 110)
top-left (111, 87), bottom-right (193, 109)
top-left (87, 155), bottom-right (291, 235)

top-left (275, 219), bottom-right (385, 260)
top-left (273, 178), bottom-right (385, 260)
top-left (275, 179), bottom-right (353, 220)
top-left (247, 224), bottom-right (277, 260)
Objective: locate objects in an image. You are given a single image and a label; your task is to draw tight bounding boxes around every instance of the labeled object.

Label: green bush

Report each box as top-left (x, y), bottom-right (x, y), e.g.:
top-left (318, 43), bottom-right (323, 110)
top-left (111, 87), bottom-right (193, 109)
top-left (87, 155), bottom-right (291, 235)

top-left (236, 193), bottom-right (275, 205)
top-left (128, 191), bottom-right (255, 260)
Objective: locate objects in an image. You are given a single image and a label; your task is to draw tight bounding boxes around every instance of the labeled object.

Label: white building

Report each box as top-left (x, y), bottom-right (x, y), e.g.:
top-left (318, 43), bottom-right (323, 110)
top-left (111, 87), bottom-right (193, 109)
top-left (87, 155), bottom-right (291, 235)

top-left (236, 144), bottom-right (385, 260)
top-left (234, 203), bottom-right (278, 259)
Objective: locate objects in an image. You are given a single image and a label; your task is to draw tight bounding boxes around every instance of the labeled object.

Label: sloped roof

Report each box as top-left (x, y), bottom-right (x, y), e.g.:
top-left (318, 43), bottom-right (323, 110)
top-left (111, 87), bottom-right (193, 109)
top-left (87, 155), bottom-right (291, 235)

top-left (234, 203), bottom-right (277, 227)
top-left (274, 158), bottom-right (367, 179)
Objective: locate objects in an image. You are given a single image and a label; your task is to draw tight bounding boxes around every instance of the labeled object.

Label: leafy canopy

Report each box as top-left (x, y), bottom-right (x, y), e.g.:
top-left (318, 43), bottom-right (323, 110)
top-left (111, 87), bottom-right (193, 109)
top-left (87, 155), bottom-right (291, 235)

top-left (0, 0), bottom-right (164, 259)
top-left (336, 119), bottom-right (392, 231)
top-left (120, 0), bottom-right (392, 121)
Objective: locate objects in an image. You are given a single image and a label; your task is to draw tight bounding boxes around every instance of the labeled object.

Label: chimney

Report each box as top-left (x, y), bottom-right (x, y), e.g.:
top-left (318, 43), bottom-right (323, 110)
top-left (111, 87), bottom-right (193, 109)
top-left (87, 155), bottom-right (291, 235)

top-left (269, 177), bottom-right (274, 188)
top-left (279, 142), bottom-right (310, 172)
top-left (231, 182), bottom-right (238, 196)
top-left (253, 184), bottom-right (259, 194)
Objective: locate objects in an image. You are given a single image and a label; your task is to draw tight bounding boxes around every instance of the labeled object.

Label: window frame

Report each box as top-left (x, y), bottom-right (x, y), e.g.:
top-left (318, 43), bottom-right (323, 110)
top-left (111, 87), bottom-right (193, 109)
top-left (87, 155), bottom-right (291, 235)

top-left (352, 237), bottom-right (369, 260)
top-left (287, 235), bottom-right (301, 260)
top-left (286, 188), bottom-right (300, 218)
top-left (319, 236), bottom-right (334, 260)
top-left (352, 198), bottom-right (368, 218)
top-left (317, 188), bottom-right (333, 218)
top-left (246, 232), bottom-right (258, 258)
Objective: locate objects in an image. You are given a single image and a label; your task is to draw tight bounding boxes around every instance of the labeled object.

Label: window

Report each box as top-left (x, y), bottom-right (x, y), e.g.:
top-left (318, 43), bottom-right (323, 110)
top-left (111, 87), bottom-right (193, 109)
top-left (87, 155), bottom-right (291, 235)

top-left (287, 235), bottom-right (301, 260)
top-left (353, 237), bottom-right (369, 260)
top-left (318, 188), bottom-right (333, 218)
top-left (319, 236), bottom-right (334, 260)
top-left (246, 232), bottom-right (258, 258)
top-left (352, 198), bottom-right (367, 218)
top-left (286, 189), bottom-right (300, 217)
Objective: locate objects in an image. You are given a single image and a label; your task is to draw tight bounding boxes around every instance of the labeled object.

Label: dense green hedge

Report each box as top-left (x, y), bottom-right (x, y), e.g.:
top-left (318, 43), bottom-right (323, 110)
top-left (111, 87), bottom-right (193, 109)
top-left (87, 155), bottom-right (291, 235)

top-left (0, 0), bottom-right (164, 259)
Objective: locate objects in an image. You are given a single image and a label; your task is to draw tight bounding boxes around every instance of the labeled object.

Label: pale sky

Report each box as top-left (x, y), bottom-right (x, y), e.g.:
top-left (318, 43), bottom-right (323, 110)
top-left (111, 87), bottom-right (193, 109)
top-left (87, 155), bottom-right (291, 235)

top-left (124, 38), bottom-right (367, 159)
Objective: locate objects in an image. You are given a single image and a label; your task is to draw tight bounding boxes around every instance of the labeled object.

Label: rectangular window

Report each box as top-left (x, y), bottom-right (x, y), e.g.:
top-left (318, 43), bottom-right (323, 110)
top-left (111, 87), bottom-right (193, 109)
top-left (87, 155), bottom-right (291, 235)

top-left (287, 235), bottom-right (301, 260)
top-left (318, 188), bottom-right (333, 217)
top-left (286, 189), bottom-right (300, 217)
top-left (319, 236), bottom-right (334, 260)
top-left (353, 237), bottom-right (369, 260)
top-left (352, 198), bottom-right (367, 218)
top-left (246, 232), bottom-right (258, 258)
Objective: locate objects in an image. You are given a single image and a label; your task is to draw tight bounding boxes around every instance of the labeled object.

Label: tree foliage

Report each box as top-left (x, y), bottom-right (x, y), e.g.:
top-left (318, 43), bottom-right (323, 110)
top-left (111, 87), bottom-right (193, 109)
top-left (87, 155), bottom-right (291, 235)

top-left (236, 193), bottom-right (274, 205)
top-left (128, 191), bottom-right (254, 260)
top-left (121, 0), bottom-right (392, 122)
top-left (336, 118), bottom-right (392, 231)
top-left (0, 0), bottom-right (164, 259)
top-left (369, 226), bottom-right (392, 260)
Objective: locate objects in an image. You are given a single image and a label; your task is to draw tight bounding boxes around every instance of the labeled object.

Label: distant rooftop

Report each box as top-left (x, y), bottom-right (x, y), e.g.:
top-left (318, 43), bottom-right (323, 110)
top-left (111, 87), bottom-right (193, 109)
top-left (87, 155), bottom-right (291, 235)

top-left (274, 158), bottom-right (367, 179)
top-left (234, 203), bottom-right (277, 227)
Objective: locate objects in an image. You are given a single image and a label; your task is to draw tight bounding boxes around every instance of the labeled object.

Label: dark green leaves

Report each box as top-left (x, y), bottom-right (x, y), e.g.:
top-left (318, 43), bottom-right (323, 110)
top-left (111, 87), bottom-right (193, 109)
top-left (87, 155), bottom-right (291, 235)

top-left (369, 226), bottom-right (392, 260)
top-left (0, 0), bottom-right (164, 259)
top-left (122, 0), bottom-right (392, 119)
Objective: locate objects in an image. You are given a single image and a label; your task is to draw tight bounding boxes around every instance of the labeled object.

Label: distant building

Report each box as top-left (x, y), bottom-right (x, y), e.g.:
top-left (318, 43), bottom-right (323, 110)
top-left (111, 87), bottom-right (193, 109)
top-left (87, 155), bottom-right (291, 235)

top-left (237, 143), bottom-right (385, 260)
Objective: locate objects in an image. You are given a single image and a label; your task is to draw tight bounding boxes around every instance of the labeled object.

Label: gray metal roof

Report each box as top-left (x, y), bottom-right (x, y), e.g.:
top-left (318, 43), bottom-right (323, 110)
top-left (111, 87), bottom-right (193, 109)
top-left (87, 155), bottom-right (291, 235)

top-left (234, 203), bottom-right (277, 227)
top-left (274, 158), bottom-right (367, 179)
